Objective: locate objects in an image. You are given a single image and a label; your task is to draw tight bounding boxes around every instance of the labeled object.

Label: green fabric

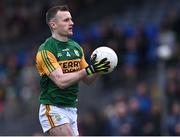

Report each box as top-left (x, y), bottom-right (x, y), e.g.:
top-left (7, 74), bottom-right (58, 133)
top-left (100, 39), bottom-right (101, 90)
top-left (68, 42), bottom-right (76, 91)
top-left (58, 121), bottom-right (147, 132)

top-left (38, 37), bottom-right (84, 107)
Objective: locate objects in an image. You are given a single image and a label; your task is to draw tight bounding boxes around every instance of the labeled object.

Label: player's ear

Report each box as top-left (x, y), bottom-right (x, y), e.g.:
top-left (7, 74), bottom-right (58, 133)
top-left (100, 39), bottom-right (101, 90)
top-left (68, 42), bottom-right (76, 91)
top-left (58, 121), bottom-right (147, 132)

top-left (49, 21), bottom-right (57, 29)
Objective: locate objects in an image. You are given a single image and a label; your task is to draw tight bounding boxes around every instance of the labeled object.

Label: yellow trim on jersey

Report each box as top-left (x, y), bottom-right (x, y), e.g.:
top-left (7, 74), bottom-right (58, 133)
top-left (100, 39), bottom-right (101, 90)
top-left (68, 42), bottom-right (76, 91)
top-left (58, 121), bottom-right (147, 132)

top-left (41, 50), bottom-right (55, 72)
top-left (80, 54), bottom-right (89, 69)
top-left (80, 47), bottom-right (89, 69)
top-left (36, 50), bottom-right (60, 76)
top-left (36, 49), bottom-right (88, 76)
top-left (45, 105), bottom-right (55, 128)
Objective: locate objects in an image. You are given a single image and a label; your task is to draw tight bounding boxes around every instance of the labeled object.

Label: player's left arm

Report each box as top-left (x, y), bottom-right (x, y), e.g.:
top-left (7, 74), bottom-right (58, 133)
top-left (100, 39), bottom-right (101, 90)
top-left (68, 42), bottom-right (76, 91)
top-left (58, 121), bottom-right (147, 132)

top-left (82, 73), bottom-right (100, 85)
top-left (80, 53), bottom-right (101, 85)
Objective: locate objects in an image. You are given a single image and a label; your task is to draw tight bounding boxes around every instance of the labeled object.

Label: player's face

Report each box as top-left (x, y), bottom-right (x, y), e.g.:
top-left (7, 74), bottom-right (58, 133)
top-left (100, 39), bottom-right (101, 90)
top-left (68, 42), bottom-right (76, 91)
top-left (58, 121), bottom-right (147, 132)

top-left (51, 11), bottom-right (74, 37)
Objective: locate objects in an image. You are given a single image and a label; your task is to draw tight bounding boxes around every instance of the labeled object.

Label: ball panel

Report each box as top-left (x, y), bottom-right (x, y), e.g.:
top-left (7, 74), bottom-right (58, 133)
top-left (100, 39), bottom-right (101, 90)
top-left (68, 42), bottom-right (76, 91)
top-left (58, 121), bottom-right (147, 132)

top-left (91, 46), bottom-right (118, 74)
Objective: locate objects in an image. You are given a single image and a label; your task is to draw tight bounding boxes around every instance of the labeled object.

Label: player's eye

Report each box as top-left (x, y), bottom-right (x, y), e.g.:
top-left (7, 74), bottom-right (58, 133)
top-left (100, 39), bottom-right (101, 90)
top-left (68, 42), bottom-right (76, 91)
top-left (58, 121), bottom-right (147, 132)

top-left (64, 18), bottom-right (72, 22)
top-left (64, 18), bottom-right (69, 22)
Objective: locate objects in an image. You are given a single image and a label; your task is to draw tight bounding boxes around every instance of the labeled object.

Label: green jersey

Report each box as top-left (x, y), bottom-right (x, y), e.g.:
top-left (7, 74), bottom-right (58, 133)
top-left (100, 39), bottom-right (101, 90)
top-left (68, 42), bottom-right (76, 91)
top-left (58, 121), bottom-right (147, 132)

top-left (36, 37), bottom-right (88, 107)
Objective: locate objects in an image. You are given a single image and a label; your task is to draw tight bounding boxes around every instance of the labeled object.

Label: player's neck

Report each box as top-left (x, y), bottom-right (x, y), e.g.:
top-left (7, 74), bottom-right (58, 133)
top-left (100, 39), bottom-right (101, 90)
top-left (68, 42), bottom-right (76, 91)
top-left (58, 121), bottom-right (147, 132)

top-left (52, 33), bottom-right (68, 42)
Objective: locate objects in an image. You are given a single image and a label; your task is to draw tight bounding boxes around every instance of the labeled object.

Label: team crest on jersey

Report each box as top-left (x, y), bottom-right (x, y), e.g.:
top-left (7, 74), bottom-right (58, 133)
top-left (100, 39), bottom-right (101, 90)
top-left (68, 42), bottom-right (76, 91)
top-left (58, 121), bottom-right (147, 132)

top-left (74, 50), bottom-right (80, 57)
top-left (57, 52), bottom-right (62, 58)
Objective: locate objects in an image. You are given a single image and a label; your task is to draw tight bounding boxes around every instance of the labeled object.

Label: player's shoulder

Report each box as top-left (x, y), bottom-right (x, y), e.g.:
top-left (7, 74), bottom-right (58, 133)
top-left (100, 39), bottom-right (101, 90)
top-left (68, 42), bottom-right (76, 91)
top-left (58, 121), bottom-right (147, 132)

top-left (68, 39), bottom-right (80, 46)
top-left (68, 39), bottom-right (83, 51)
top-left (38, 37), bottom-right (54, 52)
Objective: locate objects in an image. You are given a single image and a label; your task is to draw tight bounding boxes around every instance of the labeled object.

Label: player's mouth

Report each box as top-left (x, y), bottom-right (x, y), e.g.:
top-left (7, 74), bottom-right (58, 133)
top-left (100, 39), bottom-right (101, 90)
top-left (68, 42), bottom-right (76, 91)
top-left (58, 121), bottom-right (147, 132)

top-left (69, 27), bottom-right (73, 32)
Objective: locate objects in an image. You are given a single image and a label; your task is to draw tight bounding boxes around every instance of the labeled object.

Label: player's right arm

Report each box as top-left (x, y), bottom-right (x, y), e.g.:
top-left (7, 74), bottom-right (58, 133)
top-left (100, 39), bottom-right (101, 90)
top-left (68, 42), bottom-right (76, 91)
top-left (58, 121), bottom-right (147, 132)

top-left (36, 50), bottom-right (110, 89)
top-left (36, 49), bottom-right (88, 89)
top-left (49, 68), bottom-right (87, 89)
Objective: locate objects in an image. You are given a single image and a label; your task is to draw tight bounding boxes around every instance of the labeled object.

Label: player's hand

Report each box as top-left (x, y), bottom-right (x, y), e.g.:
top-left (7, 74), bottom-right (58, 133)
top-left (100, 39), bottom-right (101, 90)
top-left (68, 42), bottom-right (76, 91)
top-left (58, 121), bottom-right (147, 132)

top-left (85, 54), bottom-right (110, 75)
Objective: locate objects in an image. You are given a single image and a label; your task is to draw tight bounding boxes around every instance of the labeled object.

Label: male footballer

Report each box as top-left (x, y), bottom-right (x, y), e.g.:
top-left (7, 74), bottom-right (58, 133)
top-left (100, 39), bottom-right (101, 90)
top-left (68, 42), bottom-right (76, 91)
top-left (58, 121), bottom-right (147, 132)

top-left (35, 5), bottom-right (110, 136)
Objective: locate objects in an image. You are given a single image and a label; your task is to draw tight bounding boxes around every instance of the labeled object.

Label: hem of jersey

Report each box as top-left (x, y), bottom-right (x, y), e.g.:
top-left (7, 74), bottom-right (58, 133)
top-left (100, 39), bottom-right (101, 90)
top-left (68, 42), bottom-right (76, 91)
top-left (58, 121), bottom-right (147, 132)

top-left (40, 102), bottom-right (78, 108)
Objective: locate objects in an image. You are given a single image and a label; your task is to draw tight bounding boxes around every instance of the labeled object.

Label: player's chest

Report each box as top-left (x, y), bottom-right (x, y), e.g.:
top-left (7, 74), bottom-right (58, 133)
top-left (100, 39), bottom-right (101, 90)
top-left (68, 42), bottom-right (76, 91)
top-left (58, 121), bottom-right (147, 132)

top-left (55, 46), bottom-right (82, 73)
top-left (56, 47), bottom-right (81, 61)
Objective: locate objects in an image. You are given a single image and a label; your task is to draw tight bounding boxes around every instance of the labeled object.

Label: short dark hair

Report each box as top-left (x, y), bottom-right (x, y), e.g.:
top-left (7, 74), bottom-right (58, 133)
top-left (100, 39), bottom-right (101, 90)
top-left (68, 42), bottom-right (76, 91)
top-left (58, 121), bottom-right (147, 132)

top-left (46, 5), bottom-right (69, 24)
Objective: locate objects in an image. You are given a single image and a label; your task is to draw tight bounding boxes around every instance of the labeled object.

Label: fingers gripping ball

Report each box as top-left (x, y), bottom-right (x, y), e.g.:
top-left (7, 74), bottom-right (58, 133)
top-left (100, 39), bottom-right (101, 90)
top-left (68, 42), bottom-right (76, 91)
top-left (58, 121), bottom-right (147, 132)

top-left (91, 46), bottom-right (118, 74)
top-left (85, 54), bottom-right (110, 75)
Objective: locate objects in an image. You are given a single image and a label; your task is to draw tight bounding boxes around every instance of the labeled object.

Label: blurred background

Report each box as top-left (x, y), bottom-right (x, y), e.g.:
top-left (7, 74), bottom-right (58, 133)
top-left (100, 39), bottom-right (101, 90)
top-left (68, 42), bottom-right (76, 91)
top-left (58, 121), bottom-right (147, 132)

top-left (0, 0), bottom-right (180, 135)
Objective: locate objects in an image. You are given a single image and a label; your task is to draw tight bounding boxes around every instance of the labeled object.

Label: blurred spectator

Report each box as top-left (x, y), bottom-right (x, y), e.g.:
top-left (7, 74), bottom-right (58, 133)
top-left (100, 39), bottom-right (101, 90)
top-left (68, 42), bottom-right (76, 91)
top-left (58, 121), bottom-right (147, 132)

top-left (106, 98), bottom-right (133, 136)
top-left (0, 85), bottom-right (6, 117)
top-left (128, 97), bottom-right (143, 135)
top-left (167, 102), bottom-right (180, 135)
top-left (133, 82), bottom-right (152, 115)
top-left (142, 101), bottom-right (161, 135)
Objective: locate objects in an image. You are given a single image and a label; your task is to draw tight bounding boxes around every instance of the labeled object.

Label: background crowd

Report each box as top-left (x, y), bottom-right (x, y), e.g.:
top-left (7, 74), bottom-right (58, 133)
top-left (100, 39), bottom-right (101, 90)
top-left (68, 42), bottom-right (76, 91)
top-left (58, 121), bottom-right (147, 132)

top-left (0, 0), bottom-right (179, 135)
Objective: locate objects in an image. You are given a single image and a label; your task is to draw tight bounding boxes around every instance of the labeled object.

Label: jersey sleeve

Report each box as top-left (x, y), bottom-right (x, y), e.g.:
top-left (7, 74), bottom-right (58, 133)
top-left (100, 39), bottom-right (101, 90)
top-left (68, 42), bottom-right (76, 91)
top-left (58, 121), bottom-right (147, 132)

top-left (36, 50), bottom-right (60, 76)
top-left (80, 48), bottom-right (89, 69)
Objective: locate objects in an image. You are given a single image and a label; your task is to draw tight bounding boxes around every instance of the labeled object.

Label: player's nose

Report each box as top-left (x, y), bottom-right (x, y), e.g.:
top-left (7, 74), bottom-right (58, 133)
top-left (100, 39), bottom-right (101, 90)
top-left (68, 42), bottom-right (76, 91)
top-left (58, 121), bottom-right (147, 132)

top-left (70, 20), bottom-right (74, 26)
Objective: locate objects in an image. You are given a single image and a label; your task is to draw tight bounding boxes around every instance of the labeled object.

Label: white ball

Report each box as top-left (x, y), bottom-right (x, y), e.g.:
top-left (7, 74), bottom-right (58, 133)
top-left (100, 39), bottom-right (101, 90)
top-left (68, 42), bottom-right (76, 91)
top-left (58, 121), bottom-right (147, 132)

top-left (91, 46), bottom-right (118, 74)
